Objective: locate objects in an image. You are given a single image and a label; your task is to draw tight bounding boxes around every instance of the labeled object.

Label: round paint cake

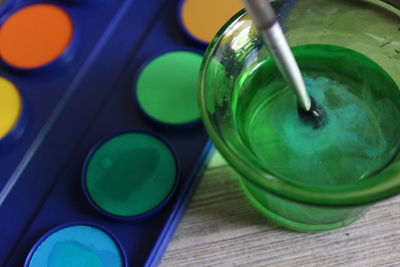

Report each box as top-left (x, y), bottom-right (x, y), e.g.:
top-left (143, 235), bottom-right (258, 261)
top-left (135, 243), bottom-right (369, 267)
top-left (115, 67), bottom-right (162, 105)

top-left (135, 51), bottom-right (202, 125)
top-left (83, 131), bottom-right (178, 219)
top-left (26, 224), bottom-right (126, 267)
top-left (0, 4), bottom-right (74, 69)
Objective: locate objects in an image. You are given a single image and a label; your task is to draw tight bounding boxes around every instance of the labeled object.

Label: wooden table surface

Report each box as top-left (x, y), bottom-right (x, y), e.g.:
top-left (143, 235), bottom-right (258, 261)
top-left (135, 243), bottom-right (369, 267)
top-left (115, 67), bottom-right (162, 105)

top-left (159, 152), bottom-right (400, 267)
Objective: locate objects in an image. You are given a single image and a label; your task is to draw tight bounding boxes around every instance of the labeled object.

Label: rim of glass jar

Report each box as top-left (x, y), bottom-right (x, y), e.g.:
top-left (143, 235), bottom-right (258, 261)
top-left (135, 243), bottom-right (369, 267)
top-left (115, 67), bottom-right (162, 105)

top-left (199, 5), bottom-right (400, 207)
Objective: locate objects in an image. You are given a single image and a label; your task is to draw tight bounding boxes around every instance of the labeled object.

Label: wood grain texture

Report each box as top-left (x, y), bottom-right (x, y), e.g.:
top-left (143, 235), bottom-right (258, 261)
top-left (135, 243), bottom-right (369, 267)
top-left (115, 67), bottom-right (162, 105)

top-left (160, 156), bottom-right (400, 267)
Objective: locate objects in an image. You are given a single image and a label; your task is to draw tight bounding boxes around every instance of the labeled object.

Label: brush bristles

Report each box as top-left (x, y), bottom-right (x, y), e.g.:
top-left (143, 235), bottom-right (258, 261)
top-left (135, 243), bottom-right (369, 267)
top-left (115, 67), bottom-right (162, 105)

top-left (297, 97), bottom-right (328, 129)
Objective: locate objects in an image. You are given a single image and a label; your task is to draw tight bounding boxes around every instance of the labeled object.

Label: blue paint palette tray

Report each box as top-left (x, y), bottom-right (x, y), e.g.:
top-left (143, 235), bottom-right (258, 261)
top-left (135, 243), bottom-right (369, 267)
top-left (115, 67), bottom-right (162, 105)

top-left (0, 0), bottom-right (212, 266)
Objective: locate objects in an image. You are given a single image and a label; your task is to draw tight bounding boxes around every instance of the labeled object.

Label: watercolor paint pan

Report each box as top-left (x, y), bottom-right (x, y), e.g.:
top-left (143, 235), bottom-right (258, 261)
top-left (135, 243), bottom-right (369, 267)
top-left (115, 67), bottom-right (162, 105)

top-left (0, 3), bottom-right (76, 71)
top-left (0, 0), bottom-right (212, 266)
top-left (134, 49), bottom-right (203, 126)
top-left (24, 222), bottom-right (128, 267)
top-left (177, 0), bottom-right (243, 46)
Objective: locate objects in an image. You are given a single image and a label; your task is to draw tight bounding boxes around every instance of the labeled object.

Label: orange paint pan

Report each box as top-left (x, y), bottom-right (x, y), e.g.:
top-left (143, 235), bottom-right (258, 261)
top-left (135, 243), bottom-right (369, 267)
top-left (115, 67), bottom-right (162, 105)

top-left (179, 0), bottom-right (243, 45)
top-left (0, 4), bottom-right (74, 70)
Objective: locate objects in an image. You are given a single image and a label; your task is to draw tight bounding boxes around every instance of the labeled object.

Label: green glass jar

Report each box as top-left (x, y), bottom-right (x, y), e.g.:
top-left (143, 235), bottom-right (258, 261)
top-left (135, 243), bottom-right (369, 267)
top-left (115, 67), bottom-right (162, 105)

top-left (199, 0), bottom-right (400, 232)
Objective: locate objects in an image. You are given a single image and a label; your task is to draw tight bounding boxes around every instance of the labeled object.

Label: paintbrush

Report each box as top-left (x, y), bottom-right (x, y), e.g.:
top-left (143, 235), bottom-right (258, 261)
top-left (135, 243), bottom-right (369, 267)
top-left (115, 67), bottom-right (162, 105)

top-left (242, 0), bottom-right (328, 128)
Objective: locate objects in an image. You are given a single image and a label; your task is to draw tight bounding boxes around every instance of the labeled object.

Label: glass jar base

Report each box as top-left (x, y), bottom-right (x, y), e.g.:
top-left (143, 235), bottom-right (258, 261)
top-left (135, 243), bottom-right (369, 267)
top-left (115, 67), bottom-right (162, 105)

top-left (240, 180), bottom-right (366, 232)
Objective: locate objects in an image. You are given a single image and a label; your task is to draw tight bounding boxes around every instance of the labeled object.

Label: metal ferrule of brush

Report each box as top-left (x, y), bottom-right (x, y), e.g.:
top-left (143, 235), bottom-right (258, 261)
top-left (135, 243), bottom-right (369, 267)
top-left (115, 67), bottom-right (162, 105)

top-left (242, 0), bottom-right (312, 111)
top-left (262, 23), bottom-right (311, 111)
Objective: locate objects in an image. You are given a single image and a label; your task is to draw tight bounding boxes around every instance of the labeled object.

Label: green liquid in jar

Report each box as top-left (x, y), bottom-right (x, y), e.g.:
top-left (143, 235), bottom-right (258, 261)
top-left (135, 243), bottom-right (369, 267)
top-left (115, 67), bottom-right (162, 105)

top-left (234, 44), bottom-right (400, 185)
